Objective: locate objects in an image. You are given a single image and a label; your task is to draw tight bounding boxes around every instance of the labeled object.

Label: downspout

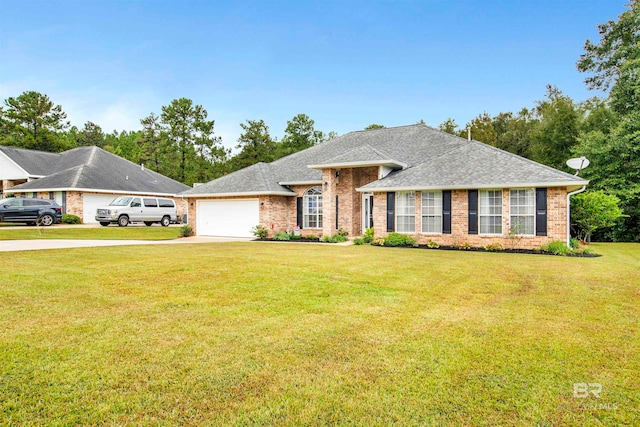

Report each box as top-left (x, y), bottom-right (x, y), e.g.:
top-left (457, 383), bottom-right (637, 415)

top-left (566, 186), bottom-right (587, 247)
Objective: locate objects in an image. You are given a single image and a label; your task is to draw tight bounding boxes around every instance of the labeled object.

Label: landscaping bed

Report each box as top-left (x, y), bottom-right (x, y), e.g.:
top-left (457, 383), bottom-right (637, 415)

top-left (379, 243), bottom-right (601, 257)
top-left (363, 232), bottom-right (600, 257)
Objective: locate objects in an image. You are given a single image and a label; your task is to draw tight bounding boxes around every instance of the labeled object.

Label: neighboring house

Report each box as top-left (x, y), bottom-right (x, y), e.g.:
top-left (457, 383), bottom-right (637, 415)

top-left (0, 145), bottom-right (190, 223)
top-left (180, 124), bottom-right (588, 248)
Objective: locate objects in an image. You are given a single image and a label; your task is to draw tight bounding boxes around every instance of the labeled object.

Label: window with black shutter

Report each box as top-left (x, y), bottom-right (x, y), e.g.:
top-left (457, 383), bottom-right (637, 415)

top-left (468, 190), bottom-right (478, 234)
top-left (536, 188), bottom-right (547, 236)
top-left (386, 192), bottom-right (395, 232)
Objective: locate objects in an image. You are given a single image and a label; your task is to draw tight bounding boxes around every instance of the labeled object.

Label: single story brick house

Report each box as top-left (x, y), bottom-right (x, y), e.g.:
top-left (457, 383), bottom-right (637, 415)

top-left (0, 145), bottom-right (189, 223)
top-left (180, 124), bottom-right (588, 248)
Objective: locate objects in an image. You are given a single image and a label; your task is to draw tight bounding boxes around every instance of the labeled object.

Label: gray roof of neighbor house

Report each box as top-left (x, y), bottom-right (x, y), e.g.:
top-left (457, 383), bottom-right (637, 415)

top-left (0, 145), bottom-right (61, 176)
top-left (180, 124), bottom-right (588, 197)
top-left (4, 146), bottom-right (190, 195)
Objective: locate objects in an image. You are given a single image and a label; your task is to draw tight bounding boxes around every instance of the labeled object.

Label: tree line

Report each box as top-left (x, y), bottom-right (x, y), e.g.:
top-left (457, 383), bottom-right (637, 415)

top-left (0, 1), bottom-right (637, 241)
top-left (0, 94), bottom-right (335, 187)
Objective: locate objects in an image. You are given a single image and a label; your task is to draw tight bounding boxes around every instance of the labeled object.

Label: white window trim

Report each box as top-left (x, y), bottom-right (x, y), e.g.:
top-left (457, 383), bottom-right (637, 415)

top-left (395, 191), bottom-right (416, 234)
top-left (479, 189), bottom-right (503, 235)
top-left (420, 190), bottom-right (442, 234)
top-left (509, 188), bottom-right (535, 236)
top-left (303, 186), bottom-right (323, 229)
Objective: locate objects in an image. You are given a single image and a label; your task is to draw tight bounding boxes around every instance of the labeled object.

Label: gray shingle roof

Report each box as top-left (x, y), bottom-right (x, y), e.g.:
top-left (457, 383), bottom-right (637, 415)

top-left (0, 145), bottom-right (60, 176)
top-left (5, 146), bottom-right (190, 195)
top-left (181, 162), bottom-right (295, 196)
top-left (359, 139), bottom-right (587, 190)
top-left (179, 124), bottom-right (587, 196)
top-left (307, 145), bottom-right (406, 169)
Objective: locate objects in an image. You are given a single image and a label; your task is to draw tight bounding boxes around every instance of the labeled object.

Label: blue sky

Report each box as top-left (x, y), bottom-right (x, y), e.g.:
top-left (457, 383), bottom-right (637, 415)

top-left (0, 0), bottom-right (623, 150)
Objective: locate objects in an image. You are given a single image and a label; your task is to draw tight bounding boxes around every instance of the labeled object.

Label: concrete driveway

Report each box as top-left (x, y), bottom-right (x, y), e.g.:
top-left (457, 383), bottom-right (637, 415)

top-left (0, 236), bottom-right (252, 252)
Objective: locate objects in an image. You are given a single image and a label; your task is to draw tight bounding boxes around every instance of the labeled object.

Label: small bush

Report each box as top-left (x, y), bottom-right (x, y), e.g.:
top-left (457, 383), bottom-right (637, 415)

top-left (61, 214), bottom-right (81, 224)
top-left (453, 242), bottom-right (471, 250)
top-left (575, 246), bottom-right (596, 255)
top-left (353, 237), bottom-right (366, 245)
top-left (569, 238), bottom-right (580, 250)
top-left (273, 232), bottom-right (291, 241)
top-left (251, 225), bottom-right (268, 240)
top-left (337, 228), bottom-right (349, 237)
top-left (426, 240), bottom-right (440, 249)
top-left (485, 242), bottom-right (504, 252)
top-left (363, 227), bottom-right (374, 243)
top-left (179, 225), bottom-right (193, 237)
top-left (322, 234), bottom-right (347, 243)
top-left (540, 240), bottom-right (571, 255)
top-left (371, 237), bottom-right (385, 246)
top-left (383, 232), bottom-right (417, 247)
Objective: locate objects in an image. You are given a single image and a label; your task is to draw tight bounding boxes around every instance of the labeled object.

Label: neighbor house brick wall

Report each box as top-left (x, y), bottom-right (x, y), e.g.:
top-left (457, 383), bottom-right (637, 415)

top-left (59, 191), bottom-right (188, 223)
top-left (372, 187), bottom-right (568, 250)
top-left (65, 191), bottom-right (84, 218)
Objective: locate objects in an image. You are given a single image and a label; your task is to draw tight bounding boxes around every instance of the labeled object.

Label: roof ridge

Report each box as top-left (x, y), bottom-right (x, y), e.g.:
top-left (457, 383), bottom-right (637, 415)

top-left (86, 146), bottom-right (98, 166)
top-left (71, 165), bottom-right (84, 187)
top-left (347, 123), bottom-right (426, 135)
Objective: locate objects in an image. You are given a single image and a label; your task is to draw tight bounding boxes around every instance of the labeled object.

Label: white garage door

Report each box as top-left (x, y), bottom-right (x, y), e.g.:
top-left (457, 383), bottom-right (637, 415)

top-left (196, 199), bottom-right (259, 237)
top-left (82, 194), bottom-right (118, 224)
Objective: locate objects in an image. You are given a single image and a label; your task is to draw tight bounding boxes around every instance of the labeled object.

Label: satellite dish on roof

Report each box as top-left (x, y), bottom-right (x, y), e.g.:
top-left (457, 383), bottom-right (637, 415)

top-left (566, 157), bottom-right (590, 176)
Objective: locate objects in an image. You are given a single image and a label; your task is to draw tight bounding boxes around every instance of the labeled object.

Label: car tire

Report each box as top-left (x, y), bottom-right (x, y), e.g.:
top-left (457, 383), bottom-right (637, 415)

top-left (100, 222), bottom-right (110, 227)
top-left (144, 221), bottom-right (153, 226)
top-left (38, 214), bottom-right (54, 226)
top-left (118, 216), bottom-right (129, 227)
top-left (160, 216), bottom-right (170, 227)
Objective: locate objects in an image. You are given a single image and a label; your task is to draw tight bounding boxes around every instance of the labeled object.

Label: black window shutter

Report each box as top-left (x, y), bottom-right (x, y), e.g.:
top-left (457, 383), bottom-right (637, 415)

top-left (468, 190), bottom-right (478, 234)
top-left (536, 188), bottom-right (547, 236)
top-left (386, 192), bottom-right (395, 232)
top-left (296, 197), bottom-right (303, 228)
top-left (442, 190), bottom-right (452, 234)
top-left (335, 195), bottom-right (339, 230)
top-left (62, 191), bottom-right (67, 214)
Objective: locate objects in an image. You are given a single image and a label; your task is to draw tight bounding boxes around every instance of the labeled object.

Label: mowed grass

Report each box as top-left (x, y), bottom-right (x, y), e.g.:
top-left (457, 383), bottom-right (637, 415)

top-left (1, 243), bottom-right (638, 426)
top-left (0, 226), bottom-right (181, 240)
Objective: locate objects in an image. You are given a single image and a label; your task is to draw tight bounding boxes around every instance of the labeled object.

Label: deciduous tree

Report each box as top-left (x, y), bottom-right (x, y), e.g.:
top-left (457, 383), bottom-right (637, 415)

top-left (571, 190), bottom-right (624, 242)
top-left (577, 0), bottom-right (640, 116)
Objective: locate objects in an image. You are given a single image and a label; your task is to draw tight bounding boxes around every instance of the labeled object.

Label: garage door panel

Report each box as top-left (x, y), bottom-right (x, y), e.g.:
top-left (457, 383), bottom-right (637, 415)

top-left (83, 194), bottom-right (118, 224)
top-left (197, 199), bottom-right (258, 237)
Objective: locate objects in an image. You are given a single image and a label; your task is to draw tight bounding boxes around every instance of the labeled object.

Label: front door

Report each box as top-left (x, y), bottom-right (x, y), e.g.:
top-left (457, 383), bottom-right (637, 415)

top-left (362, 193), bottom-right (373, 234)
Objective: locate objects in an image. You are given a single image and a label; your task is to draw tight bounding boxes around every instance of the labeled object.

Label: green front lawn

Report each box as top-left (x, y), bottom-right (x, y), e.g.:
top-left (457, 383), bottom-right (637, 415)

top-left (0, 226), bottom-right (181, 240)
top-left (1, 243), bottom-right (638, 425)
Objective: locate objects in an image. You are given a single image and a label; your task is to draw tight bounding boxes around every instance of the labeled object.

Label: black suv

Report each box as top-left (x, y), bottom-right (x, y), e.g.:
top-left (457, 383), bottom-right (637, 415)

top-left (0, 197), bottom-right (63, 226)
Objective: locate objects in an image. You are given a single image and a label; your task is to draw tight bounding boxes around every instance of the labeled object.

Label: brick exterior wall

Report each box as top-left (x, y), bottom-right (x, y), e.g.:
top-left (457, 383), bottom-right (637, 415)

top-left (321, 167), bottom-right (379, 237)
top-left (372, 187), bottom-right (567, 249)
top-left (187, 166), bottom-right (569, 248)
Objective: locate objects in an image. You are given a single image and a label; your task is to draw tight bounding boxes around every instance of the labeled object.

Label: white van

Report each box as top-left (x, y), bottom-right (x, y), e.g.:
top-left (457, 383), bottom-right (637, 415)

top-left (95, 196), bottom-right (178, 227)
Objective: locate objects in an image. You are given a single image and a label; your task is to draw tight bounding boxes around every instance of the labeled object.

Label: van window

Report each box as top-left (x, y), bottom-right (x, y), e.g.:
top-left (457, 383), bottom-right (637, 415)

top-left (131, 198), bottom-right (142, 208)
top-left (110, 197), bottom-right (132, 206)
top-left (158, 199), bottom-right (175, 208)
top-left (143, 198), bottom-right (158, 208)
